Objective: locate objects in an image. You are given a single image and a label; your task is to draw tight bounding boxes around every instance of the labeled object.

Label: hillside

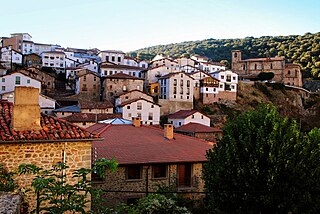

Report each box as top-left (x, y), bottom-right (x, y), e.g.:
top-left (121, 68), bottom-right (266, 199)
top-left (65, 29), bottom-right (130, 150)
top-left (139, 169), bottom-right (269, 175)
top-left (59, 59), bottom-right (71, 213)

top-left (195, 82), bottom-right (320, 132)
top-left (129, 32), bottom-right (320, 78)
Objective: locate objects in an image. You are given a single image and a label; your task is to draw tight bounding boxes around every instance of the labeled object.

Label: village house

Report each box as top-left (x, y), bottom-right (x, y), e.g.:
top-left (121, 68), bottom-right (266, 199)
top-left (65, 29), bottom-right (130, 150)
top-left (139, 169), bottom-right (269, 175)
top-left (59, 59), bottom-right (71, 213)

top-left (199, 76), bottom-right (221, 104)
top-left (158, 72), bottom-right (194, 115)
top-left (0, 86), bottom-right (100, 210)
top-left (145, 65), bottom-right (180, 84)
top-left (99, 50), bottom-right (125, 64)
top-left (174, 122), bottom-right (222, 142)
top-left (116, 98), bottom-right (160, 125)
top-left (41, 51), bottom-right (65, 72)
top-left (100, 62), bottom-right (147, 78)
top-left (198, 61), bottom-right (226, 73)
top-left (18, 67), bottom-right (56, 91)
top-left (104, 73), bottom-right (144, 103)
top-left (211, 70), bottom-right (238, 101)
top-left (284, 63), bottom-right (303, 87)
top-left (87, 118), bottom-right (213, 206)
top-left (75, 71), bottom-right (101, 98)
top-left (115, 89), bottom-right (154, 106)
top-left (189, 70), bottom-right (211, 100)
top-left (23, 53), bottom-right (42, 68)
top-left (53, 105), bottom-right (81, 118)
top-left (177, 57), bottom-right (200, 68)
top-left (1, 33), bottom-right (32, 53)
top-left (168, 110), bottom-right (210, 128)
top-left (0, 71), bottom-right (41, 95)
top-left (80, 100), bottom-right (114, 114)
top-left (149, 57), bottom-right (179, 69)
top-left (0, 91), bottom-right (56, 114)
top-left (0, 46), bottom-right (23, 70)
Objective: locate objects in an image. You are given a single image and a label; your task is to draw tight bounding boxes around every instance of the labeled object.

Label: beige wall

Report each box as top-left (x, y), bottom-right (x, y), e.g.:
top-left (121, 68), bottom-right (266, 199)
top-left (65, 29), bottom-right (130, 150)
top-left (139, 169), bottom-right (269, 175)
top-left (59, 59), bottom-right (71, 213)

top-left (93, 163), bottom-right (205, 206)
top-left (116, 90), bottom-right (154, 106)
top-left (158, 99), bottom-right (193, 115)
top-left (105, 78), bottom-right (144, 102)
top-left (78, 73), bottom-right (100, 97)
top-left (0, 141), bottom-right (92, 210)
top-left (284, 65), bottom-right (303, 87)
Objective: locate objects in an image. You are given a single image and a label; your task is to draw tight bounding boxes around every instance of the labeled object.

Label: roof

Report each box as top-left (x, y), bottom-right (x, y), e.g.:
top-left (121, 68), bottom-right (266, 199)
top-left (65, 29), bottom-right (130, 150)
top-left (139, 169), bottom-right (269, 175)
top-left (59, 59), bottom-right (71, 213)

top-left (64, 113), bottom-right (121, 123)
top-left (158, 72), bottom-right (194, 80)
top-left (98, 118), bottom-right (132, 124)
top-left (116, 89), bottom-right (152, 98)
top-left (87, 124), bottom-right (213, 165)
top-left (285, 63), bottom-right (301, 68)
top-left (42, 51), bottom-right (65, 55)
top-left (105, 73), bottom-right (144, 80)
top-left (0, 100), bottom-right (100, 142)
top-left (118, 97), bottom-right (160, 107)
top-left (53, 105), bottom-right (80, 113)
top-left (241, 57), bottom-right (284, 62)
top-left (80, 100), bottom-right (113, 109)
top-left (175, 123), bottom-right (221, 133)
top-left (100, 50), bottom-right (125, 54)
top-left (168, 110), bottom-right (206, 119)
top-left (100, 64), bottom-right (148, 71)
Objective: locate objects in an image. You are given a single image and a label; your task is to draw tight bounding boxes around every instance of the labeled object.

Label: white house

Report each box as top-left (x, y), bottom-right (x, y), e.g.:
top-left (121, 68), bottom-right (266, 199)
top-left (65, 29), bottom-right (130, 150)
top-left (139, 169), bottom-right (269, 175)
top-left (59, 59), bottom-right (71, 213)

top-left (167, 110), bottom-right (210, 128)
top-left (99, 50), bottom-right (125, 64)
top-left (100, 62), bottom-right (147, 78)
top-left (115, 89), bottom-right (154, 107)
top-left (211, 70), bottom-right (238, 93)
top-left (41, 51), bottom-right (65, 72)
top-left (116, 98), bottom-right (160, 125)
top-left (0, 46), bottom-right (23, 69)
top-left (146, 65), bottom-right (180, 84)
top-left (199, 61), bottom-right (226, 73)
top-left (0, 72), bottom-right (41, 95)
top-left (34, 43), bottom-right (59, 55)
top-left (1, 91), bottom-right (56, 114)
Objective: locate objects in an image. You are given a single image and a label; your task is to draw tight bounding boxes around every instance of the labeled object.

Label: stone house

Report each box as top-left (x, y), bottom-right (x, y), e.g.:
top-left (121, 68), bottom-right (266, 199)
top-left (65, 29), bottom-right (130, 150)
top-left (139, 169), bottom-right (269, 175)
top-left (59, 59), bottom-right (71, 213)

top-left (284, 64), bottom-right (303, 87)
top-left (0, 46), bottom-right (23, 70)
top-left (99, 50), bottom-right (125, 64)
top-left (23, 53), bottom-right (42, 68)
top-left (158, 72), bottom-right (194, 115)
top-left (115, 89), bottom-right (154, 107)
top-left (145, 65), bottom-right (180, 84)
top-left (0, 86), bottom-right (100, 210)
top-left (104, 73), bottom-right (144, 103)
top-left (174, 122), bottom-right (222, 142)
top-left (80, 100), bottom-right (114, 114)
top-left (19, 67), bottom-right (56, 91)
top-left (76, 71), bottom-right (101, 98)
top-left (189, 70), bottom-right (211, 100)
top-left (149, 57), bottom-right (179, 69)
top-left (116, 98), bottom-right (161, 125)
top-left (177, 57), bottom-right (200, 68)
top-left (200, 76), bottom-right (220, 104)
top-left (168, 110), bottom-right (210, 128)
top-left (87, 118), bottom-right (213, 206)
top-left (100, 62), bottom-right (147, 79)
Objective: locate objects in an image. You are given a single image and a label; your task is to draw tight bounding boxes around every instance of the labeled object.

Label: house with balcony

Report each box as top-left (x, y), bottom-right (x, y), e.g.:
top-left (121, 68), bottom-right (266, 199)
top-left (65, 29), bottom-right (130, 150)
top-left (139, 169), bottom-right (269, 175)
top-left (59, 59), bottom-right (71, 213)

top-left (211, 70), bottom-right (238, 101)
top-left (87, 118), bottom-right (213, 206)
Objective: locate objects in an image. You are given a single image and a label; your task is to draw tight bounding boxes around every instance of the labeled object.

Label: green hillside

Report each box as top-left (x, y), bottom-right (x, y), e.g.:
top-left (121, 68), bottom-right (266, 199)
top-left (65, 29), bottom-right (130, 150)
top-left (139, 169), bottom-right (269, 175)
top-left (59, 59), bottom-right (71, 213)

top-left (129, 32), bottom-right (320, 78)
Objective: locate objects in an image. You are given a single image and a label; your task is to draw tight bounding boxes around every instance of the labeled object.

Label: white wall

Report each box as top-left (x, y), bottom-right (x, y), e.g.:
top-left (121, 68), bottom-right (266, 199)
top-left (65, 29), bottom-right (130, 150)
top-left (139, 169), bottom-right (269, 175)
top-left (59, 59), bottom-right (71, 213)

top-left (0, 73), bottom-right (41, 94)
top-left (168, 112), bottom-right (210, 128)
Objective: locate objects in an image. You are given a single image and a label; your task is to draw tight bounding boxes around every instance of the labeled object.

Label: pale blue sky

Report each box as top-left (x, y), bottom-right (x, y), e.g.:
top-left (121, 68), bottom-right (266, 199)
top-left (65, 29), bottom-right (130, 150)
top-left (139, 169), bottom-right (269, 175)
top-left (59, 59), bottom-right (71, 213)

top-left (1, 0), bottom-right (319, 52)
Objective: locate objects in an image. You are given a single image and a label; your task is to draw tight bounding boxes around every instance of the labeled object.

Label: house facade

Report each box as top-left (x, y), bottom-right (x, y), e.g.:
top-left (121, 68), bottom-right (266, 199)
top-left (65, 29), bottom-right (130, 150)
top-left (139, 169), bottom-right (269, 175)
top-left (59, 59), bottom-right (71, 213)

top-left (0, 72), bottom-right (41, 95)
top-left (41, 51), bottom-right (65, 72)
top-left (168, 110), bottom-right (211, 128)
top-left (284, 64), bottom-right (303, 87)
top-left (87, 119), bottom-right (213, 206)
top-left (76, 71), bottom-right (101, 98)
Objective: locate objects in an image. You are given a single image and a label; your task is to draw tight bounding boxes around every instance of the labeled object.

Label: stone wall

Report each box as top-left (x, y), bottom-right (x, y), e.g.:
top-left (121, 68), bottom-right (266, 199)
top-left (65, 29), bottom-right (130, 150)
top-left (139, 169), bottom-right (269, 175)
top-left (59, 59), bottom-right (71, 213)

top-left (0, 141), bottom-right (92, 210)
top-left (0, 192), bottom-right (21, 214)
top-left (94, 163), bottom-right (205, 206)
top-left (218, 91), bottom-right (237, 101)
top-left (158, 99), bottom-right (193, 115)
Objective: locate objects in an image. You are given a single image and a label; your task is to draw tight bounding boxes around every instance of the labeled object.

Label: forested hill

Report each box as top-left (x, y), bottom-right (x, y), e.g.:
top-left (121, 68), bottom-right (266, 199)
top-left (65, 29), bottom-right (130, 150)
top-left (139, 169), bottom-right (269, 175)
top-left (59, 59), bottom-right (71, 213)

top-left (129, 32), bottom-right (320, 78)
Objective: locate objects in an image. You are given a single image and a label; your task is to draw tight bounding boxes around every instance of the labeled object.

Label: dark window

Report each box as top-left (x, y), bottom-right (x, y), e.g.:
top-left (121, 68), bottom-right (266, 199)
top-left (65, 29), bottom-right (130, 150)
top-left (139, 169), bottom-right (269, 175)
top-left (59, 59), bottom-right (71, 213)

top-left (106, 56), bottom-right (109, 61)
top-left (111, 56), bottom-right (115, 61)
top-left (234, 52), bottom-right (237, 58)
top-left (118, 56), bottom-right (121, 62)
top-left (255, 64), bottom-right (257, 70)
top-left (126, 165), bottom-right (142, 180)
top-left (178, 163), bottom-right (192, 187)
top-left (15, 76), bottom-right (21, 85)
top-left (153, 165), bottom-right (167, 178)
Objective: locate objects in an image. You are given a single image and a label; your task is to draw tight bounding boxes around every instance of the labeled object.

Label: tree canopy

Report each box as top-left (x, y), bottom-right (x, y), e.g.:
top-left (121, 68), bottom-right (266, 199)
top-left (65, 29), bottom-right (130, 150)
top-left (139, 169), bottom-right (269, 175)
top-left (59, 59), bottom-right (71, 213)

top-left (129, 32), bottom-right (320, 78)
top-left (203, 104), bottom-right (320, 213)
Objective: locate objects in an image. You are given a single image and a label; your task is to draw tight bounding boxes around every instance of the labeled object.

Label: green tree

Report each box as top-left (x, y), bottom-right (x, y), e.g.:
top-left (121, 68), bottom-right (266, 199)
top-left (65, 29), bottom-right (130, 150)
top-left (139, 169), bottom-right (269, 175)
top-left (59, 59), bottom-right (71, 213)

top-left (203, 104), bottom-right (320, 213)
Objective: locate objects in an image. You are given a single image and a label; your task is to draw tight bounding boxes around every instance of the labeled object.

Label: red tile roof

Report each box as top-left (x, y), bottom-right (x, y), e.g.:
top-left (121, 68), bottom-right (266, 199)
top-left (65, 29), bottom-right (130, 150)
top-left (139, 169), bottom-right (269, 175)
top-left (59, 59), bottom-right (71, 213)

top-left (87, 124), bottom-right (213, 165)
top-left (175, 122), bottom-right (221, 133)
top-left (168, 110), bottom-right (200, 119)
top-left (64, 113), bottom-right (121, 123)
top-left (105, 73), bottom-right (144, 80)
top-left (0, 100), bottom-right (100, 142)
top-left (80, 100), bottom-right (113, 109)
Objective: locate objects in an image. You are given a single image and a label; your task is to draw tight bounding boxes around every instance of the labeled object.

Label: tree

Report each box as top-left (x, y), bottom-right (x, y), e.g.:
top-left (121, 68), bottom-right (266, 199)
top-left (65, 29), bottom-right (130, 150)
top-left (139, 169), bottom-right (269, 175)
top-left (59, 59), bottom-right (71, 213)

top-left (258, 72), bottom-right (275, 81)
top-left (203, 104), bottom-right (320, 213)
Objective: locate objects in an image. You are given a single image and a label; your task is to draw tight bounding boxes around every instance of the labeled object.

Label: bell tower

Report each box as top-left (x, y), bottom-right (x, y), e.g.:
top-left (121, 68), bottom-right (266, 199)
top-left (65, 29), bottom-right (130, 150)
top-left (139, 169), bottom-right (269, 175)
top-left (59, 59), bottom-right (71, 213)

top-left (232, 50), bottom-right (242, 70)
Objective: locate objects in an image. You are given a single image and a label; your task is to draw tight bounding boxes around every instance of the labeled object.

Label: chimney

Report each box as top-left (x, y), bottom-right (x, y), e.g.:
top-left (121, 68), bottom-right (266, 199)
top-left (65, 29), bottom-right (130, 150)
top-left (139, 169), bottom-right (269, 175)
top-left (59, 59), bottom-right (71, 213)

top-left (12, 87), bottom-right (41, 131)
top-left (132, 117), bottom-right (141, 127)
top-left (164, 124), bottom-right (174, 140)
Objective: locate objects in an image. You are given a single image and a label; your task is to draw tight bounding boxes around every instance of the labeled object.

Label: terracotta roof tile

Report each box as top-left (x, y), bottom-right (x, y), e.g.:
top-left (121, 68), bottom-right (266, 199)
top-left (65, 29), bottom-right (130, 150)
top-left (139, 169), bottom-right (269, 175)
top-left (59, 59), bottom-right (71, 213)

top-left (0, 100), bottom-right (99, 142)
top-left (87, 124), bottom-right (213, 165)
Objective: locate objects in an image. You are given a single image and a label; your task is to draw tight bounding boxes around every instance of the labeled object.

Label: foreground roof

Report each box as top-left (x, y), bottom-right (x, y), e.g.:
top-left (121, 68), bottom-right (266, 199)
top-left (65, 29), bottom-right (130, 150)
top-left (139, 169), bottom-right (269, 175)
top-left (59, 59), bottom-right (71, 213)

top-left (0, 100), bottom-right (100, 142)
top-left (87, 124), bottom-right (213, 165)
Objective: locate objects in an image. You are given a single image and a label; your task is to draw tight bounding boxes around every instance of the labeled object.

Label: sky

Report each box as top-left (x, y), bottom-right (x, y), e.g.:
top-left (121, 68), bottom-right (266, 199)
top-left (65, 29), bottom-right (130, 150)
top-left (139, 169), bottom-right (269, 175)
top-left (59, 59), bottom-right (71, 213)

top-left (1, 0), bottom-right (319, 52)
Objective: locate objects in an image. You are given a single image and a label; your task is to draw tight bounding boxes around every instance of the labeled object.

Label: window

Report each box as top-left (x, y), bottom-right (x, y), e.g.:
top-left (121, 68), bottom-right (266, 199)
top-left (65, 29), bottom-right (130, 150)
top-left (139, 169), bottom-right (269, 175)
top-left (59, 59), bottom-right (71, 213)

top-left (221, 75), bottom-right (224, 79)
top-left (270, 63), bottom-right (273, 69)
top-left (1, 78), bottom-right (5, 82)
top-left (179, 122), bottom-right (182, 126)
top-left (234, 52), bottom-right (237, 58)
top-left (82, 84), bottom-right (87, 91)
top-left (192, 115), bottom-right (195, 119)
top-left (82, 122), bottom-right (87, 126)
top-left (126, 165), bottom-right (142, 180)
top-left (201, 115), bottom-right (204, 119)
top-left (111, 56), bottom-right (115, 61)
top-left (288, 70), bottom-right (291, 75)
top-left (137, 102), bottom-right (142, 110)
top-left (15, 76), bottom-right (21, 85)
top-left (94, 76), bottom-right (97, 81)
top-left (180, 80), bottom-right (183, 86)
top-left (127, 105), bottom-right (130, 109)
top-left (153, 165), bottom-right (167, 178)
top-left (128, 113), bottom-right (132, 118)
top-left (27, 79), bottom-right (30, 84)
top-left (233, 76), bottom-right (236, 80)
top-left (137, 113), bottom-right (141, 118)
top-left (187, 80), bottom-right (190, 87)
top-left (255, 64), bottom-right (257, 70)
top-left (106, 56), bottom-right (109, 61)
top-left (173, 87), bottom-right (177, 94)
top-left (151, 105), bottom-right (154, 108)
top-left (243, 64), bottom-right (246, 70)
top-left (83, 76), bottom-right (86, 81)
top-left (148, 113), bottom-right (153, 120)
top-left (93, 84), bottom-right (96, 89)
top-left (1, 86), bottom-right (5, 91)
top-left (118, 56), bottom-right (121, 62)
top-left (178, 163), bottom-right (192, 188)
top-left (173, 79), bottom-right (177, 86)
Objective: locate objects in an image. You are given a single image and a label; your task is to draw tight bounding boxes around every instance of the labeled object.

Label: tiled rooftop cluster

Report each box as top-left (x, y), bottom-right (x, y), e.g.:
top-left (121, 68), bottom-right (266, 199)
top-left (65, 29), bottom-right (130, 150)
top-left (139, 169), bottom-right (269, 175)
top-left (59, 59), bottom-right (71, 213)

top-left (0, 100), bottom-right (99, 142)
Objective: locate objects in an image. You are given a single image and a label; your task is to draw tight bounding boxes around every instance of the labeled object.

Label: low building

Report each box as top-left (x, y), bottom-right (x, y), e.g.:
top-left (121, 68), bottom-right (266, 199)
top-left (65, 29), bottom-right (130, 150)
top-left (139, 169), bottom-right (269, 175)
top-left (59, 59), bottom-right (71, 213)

top-left (284, 64), bottom-right (303, 87)
top-left (100, 62), bottom-right (147, 78)
top-left (0, 86), bottom-right (99, 210)
top-left (200, 76), bottom-right (220, 104)
top-left (174, 122), bottom-right (222, 142)
top-left (80, 100), bottom-right (114, 114)
top-left (115, 89), bottom-right (154, 107)
top-left (116, 98), bottom-right (160, 125)
top-left (18, 68), bottom-right (56, 91)
top-left (0, 46), bottom-right (23, 70)
top-left (64, 113), bottom-right (121, 128)
top-left (41, 51), bottom-right (65, 72)
top-left (168, 110), bottom-right (210, 128)
top-left (211, 70), bottom-right (238, 101)
top-left (53, 105), bottom-right (81, 118)
top-left (87, 119), bottom-right (213, 206)
top-left (75, 71), bottom-right (101, 98)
